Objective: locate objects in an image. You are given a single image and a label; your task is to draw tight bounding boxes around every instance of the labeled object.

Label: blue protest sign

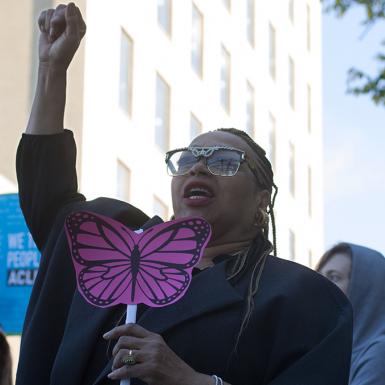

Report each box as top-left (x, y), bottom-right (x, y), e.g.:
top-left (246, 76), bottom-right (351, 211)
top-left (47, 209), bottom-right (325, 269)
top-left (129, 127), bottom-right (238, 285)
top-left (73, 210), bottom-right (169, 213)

top-left (0, 193), bottom-right (40, 334)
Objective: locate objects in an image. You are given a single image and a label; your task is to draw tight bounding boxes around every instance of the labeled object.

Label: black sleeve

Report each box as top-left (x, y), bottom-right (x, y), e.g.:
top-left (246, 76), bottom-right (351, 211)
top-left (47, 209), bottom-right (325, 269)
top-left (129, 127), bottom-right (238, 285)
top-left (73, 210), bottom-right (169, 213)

top-left (16, 130), bottom-right (85, 250)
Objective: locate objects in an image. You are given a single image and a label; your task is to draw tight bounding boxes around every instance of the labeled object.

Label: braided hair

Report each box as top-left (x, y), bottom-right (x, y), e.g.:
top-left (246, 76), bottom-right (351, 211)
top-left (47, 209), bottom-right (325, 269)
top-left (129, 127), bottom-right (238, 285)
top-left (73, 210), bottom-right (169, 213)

top-left (216, 128), bottom-right (278, 254)
top-left (215, 128), bottom-right (278, 350)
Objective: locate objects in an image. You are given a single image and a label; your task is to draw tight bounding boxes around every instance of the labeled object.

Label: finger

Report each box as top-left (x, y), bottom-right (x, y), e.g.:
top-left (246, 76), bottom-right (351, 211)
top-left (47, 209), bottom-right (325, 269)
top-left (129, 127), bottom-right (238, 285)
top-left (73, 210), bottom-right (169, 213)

top-left (44, 9), bottom-right (54, 34)
top-left (108, 365), bottom-right (134, 381)
top-left (109, 351), bottom-right (146, 380)
top-left (65, 2), bottom-right (83, 38)
top-left (75, 6), bottom-right (87, 37)
top-left (103, 323), bottom-right (153, 340)
top-left (52, 3), bottom-right (67, 17)
top-left (112, 336), bottom-right (144, 357)
top-left (49, 4), bottom-right (67, 41)
top-left (112, 348), bottom-right (144, 370)
top-left (38, 10), bottom-right (48, 33)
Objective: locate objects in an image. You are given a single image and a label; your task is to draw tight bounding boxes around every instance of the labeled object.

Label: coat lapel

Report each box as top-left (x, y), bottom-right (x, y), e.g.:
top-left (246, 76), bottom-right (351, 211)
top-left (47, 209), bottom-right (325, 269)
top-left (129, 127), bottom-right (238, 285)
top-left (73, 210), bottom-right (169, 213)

top-left (93, 261), bottom-right (244, 384)
top-left (139, 261), bottom-right (243, 333)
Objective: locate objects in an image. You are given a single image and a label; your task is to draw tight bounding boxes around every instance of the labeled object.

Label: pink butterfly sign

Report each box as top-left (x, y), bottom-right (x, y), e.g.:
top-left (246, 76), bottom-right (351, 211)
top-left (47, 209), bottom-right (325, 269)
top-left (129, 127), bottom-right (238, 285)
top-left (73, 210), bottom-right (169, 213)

top-left (65, 211), bottom-right (212, 308)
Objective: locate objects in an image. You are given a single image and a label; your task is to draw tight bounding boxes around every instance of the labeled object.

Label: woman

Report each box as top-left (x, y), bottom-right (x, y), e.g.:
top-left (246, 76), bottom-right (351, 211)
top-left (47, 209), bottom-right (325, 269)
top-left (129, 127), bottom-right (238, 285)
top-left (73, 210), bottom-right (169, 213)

top-left (16, 3), bottom-right (353, 385)
top-left (317, 243), bottom-right (385, 385)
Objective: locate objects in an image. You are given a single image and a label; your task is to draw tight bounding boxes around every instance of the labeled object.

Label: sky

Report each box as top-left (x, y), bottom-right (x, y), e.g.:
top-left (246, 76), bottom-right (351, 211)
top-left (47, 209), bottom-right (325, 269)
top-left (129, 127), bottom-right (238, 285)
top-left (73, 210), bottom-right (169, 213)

top-left (322, 6), bottom-right (385, 255)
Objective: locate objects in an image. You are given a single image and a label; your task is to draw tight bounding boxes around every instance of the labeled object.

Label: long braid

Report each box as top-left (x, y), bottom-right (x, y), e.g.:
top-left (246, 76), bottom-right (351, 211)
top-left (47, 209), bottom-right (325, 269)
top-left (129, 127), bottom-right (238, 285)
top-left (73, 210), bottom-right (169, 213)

top-left (216, 128), bottom-right (278, 255)
top-left (215, 128), bottom-right (278, 352)
top-left (269, 206), bottom-right (277, 256)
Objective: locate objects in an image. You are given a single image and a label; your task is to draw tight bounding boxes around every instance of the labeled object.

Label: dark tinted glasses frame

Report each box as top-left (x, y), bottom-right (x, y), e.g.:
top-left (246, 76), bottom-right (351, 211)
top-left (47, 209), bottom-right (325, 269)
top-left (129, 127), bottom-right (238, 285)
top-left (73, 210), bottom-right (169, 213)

top-left (165, 146), bottom-right (259, 177)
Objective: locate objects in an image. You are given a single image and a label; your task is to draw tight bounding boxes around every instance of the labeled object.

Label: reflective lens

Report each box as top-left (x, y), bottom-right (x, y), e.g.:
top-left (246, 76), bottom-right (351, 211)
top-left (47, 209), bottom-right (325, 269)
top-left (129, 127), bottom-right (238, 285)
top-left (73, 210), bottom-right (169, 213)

top-left (166, 147), bottom-right (244, 176)
top-left (168, 150), bottom-right (197, 176)
top-left (206, 149), bottom-right (242, 176)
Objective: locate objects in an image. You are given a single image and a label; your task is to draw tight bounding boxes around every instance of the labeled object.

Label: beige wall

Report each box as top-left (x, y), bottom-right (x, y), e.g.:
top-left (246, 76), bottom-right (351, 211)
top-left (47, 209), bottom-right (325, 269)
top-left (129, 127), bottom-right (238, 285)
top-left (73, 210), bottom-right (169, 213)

top-left (0, 1), bottom-right (34, 188)
top-left (8, 336), bottom-right (20, 384)
top-left (0, 0), bottom-right (86, 189)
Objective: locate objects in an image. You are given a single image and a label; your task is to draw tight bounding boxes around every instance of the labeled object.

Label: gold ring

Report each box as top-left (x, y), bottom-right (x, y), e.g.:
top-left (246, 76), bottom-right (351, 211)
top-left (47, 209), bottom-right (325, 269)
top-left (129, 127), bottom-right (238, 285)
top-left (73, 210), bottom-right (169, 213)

top-left (122, 349), bottom-right (136, 366)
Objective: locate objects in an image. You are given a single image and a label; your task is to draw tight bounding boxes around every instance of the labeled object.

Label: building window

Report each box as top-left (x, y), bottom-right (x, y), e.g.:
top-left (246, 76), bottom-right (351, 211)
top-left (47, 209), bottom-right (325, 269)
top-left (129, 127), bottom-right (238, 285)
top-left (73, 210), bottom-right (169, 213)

top-left (289, 0), bottom-right (294, 23)
top-left (190, 112), bottom-right (202, 141)
top-left (158, 0), bottom-right (172, 35)
top-left (267, 112), bottom-right (276, 171)
top-left (116, 160), bottom-right (131, 202)
top-left (191, 3), bottom-right (203, 77)
top-left (246, 81), bottom-right (255, 137)
top-left (119, 29), bottom-right (133, 115)
top-left (289, 229), bottom-right (296, 261)
top-left (220, 45), bottom-right (231, 113)
top-left (308, 166), bottom-right (312, 217)
top-left (153, 195), bottom-right (168, 220)
top-left (306, 3), bottom-right (311, 51)
top-left (246, 0), bottom-right (255, 47)
top-left (307, 83), bottom-right (312, 133)
top-left (223, 0), bottom-right (231, 12)
top-left (289, 142), bottom-right (295, 196)
top-left (288, 56), bottom-right (295, 109)
top-left (155, 73), bottom-right (170, 152)
top-left (269, 23), bottom-right (276, 80)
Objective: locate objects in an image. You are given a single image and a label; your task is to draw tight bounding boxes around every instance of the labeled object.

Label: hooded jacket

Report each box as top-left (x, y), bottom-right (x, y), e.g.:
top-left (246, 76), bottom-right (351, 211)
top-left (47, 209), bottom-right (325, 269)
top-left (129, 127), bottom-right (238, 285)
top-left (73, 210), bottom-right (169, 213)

top-left (346, 244), bottom-right (385, 385)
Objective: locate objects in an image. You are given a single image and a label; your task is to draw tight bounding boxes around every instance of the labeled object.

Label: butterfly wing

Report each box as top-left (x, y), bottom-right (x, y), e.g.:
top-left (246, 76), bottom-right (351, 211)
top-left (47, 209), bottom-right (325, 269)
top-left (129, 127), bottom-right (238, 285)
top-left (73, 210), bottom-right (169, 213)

top-left (65, 212), bottom-right (211, 308)
top-left (65, 211), bottom-right (140, 307)
top-left (129, 218), bottom-right (211, 307)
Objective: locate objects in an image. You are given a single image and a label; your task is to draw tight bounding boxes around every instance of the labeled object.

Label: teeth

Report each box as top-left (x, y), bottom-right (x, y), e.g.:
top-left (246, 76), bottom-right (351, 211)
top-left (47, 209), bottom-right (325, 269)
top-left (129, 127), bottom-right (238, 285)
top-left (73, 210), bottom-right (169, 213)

top-left (190, 188), bottom-right (209, 194)
top-left (189, 195), bottom-right (205, 200)
top-left (186, 187), bottom-right (211, 198)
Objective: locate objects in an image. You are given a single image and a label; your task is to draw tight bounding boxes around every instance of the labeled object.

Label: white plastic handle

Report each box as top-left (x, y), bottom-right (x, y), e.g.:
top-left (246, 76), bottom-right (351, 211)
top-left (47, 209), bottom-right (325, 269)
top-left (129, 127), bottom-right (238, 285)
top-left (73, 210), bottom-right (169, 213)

top-left (120, 304), bottom-right (137, 385)
top-left (120, 228), bottom-right (142, 385)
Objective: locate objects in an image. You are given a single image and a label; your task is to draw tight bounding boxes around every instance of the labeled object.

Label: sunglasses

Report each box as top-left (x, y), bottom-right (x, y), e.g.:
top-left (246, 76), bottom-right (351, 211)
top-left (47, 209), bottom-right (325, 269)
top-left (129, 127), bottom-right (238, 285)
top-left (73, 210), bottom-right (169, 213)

top-left (165, 146), bottom-right (257, 177)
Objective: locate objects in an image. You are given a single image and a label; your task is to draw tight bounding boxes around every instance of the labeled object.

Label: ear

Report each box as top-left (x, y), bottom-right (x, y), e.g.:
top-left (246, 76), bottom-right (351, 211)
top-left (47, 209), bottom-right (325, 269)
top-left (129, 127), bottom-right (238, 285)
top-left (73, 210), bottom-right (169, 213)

top-left (256, 189), bottom-right (271, 211)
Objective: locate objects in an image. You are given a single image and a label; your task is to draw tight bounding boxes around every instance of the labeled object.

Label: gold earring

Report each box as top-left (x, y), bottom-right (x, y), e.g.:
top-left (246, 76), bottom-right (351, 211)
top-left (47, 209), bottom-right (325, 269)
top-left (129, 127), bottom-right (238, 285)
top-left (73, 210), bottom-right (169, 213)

top-left (255, 208), bottom-right (269, 228)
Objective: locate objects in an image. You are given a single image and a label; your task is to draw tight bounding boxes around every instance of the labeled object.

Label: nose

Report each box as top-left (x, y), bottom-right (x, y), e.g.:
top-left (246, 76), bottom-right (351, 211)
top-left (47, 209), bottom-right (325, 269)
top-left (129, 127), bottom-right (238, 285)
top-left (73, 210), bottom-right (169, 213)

top-left (188, 158), bottom-right (210, 176)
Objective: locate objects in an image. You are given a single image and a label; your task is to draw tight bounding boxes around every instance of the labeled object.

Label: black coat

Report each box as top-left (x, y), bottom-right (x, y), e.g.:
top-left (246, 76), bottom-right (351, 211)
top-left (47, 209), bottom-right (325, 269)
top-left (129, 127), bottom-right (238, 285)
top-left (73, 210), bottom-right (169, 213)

top-left (16, 131), bottom-right (353, 385)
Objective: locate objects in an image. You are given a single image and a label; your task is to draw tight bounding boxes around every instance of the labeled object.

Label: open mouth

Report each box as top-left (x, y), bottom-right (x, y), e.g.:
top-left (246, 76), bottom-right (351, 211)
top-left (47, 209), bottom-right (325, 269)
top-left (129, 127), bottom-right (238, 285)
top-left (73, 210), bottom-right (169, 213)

top-left (183, 184), bottom-right (214, 201)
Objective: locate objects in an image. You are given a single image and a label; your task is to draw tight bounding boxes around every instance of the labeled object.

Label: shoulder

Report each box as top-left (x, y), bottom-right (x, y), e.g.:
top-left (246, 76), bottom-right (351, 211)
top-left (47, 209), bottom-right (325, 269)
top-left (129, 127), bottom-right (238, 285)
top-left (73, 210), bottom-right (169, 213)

top-left (238, 254), bottom-right (353, 382)
top-left (262, 255), bottom-right (352, 315)
top-left (56, 197), bottom-right (150, 229)
top-left (351, 337), bottom-right (385, 384)
top-left (357, 336), bottom-right (385, 360)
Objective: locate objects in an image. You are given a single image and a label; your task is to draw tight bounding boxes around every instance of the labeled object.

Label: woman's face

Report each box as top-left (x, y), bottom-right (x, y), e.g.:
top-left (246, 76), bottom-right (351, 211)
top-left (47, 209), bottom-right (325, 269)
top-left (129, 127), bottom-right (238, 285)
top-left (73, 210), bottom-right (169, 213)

top-left (171, 131), bottom-right (270, 246)
top-left (319, 252), bottom-right (352, 295)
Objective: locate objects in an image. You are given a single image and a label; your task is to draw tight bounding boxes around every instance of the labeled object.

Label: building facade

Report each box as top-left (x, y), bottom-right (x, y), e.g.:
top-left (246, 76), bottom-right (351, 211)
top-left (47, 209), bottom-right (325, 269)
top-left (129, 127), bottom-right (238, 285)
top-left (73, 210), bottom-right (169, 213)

top-left (81, 0), bottom-right (323, 268)
top-left (1, 0), bottom-right (323, 267)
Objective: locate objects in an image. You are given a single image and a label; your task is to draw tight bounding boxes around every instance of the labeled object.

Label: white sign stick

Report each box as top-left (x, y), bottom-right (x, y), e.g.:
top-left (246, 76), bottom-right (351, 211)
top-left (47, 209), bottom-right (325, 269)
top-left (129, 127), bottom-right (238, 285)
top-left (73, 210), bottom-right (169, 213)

top-left (120, 228), bottom-right (142, 385)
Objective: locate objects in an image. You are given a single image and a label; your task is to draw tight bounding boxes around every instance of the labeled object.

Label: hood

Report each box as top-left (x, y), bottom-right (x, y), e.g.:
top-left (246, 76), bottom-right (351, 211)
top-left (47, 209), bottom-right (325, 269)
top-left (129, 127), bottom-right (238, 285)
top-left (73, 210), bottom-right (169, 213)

top-left (346, 243), bottom-right (385, 354)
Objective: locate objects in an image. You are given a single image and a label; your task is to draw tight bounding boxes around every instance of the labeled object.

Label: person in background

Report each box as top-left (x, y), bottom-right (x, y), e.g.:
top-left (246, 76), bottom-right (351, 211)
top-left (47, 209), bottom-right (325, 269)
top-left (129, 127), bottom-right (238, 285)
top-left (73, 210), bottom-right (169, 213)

top-left (0, 330), bottom-right (12, 385)
top-left (317, 243), bottom-right (385, 385)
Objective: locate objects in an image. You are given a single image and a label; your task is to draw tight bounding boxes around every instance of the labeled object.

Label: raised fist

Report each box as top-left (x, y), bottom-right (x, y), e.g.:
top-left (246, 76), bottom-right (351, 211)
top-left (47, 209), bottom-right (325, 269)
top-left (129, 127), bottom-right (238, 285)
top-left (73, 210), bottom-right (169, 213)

top-left (37, 2), bottom-right (86, 70)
